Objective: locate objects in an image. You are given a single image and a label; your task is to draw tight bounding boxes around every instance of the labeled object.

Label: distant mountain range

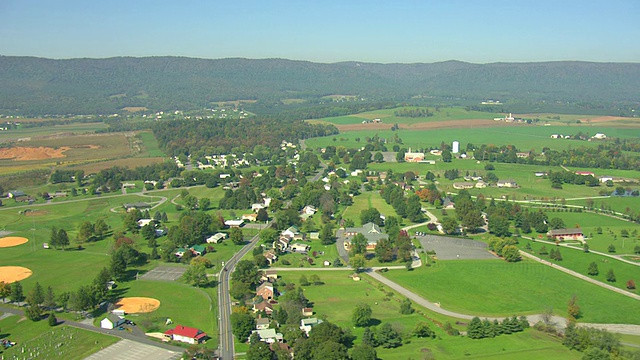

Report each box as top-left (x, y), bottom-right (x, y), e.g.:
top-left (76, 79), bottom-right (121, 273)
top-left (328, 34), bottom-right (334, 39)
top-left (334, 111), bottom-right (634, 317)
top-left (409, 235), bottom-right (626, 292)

top-left (0, 56), bottom-right (638, 115)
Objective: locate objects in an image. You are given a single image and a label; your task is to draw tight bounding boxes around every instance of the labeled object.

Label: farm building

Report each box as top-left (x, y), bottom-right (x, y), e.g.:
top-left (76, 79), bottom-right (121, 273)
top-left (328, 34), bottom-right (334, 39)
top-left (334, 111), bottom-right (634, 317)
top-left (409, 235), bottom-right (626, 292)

top-left (547, 228), bottom-right (584, 242)
top-left (164, 325), bottom-right (207, 344)
top-left (206, 232), bottom-right (228, 244)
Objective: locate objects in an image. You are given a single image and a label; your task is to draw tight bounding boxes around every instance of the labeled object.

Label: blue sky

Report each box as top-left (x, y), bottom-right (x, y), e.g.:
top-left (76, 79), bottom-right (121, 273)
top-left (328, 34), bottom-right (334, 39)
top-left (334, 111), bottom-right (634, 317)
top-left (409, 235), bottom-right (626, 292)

top-left (1, 0), bottom-right (638, 63)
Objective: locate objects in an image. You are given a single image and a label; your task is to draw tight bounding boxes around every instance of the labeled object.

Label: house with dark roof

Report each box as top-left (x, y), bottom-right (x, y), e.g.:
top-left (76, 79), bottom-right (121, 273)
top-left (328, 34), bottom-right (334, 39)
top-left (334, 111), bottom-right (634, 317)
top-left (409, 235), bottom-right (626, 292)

top-left (164, 325), bottom-right (207, 344)
top-left (253, 301), bottom-right (274, 315)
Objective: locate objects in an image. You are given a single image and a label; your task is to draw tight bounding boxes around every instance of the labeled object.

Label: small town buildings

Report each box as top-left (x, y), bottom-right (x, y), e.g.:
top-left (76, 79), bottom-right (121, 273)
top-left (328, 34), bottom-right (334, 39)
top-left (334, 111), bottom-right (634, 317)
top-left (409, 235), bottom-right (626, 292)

top-left (175, 245), bottom-right (206, 258)
top-left (592, 133), bottom-right (607, 140)
top-left (252, 203), bottom-right (266, 212)
top-left (261, 270), bottom-right (278, 282)
top-left (302, 308), bottom-right (313, 317)
top-left (290, 243), bottom-right (310, 254)
top-left (281, 226), bottom-right (300, 239)
top-left (251, 329), bottom-right (283, 344)
top-left (273, 236), bottom-right (291, 252)
top-left (404, 151), bottom-right (425, 162)
top-left (256, 317), bottom-right (270, 330)
top-left (164, 325), bottom-right (207, 344)
top-left (497, 179), bottom-right (518, 188)
top-left (242, 213), bottom-right (258, 222)
top-left (263, 250), bottom-right (278, 265)
top-left (122, 202), bottom-right (150, 211)
top-left (475, 181), bottom-right (487, 188)
top-left (7, 190), bottom-right (26, 199)
top-left (137, 219), bottom-right (155, 227)
top-left (300, 318), bottom-right (323, 335)
top-left (100, 314), bottom-right (125, 329)
top-left (301, 205), bottom-right (317, 215)
top-left (453, 182), bottom-right (475, 190)
top-left (257, 283), bottom-right (275, 301)
top-left (342, 222), bottom-right (388, 250)
top-left (253, 301), bottom-right (274, 315)
top-left (224, 219), bottom-right (244, 228)
top-left (547, 228), bottom-right (584, 242)
top-left (206, 232), bottom-right (228, 244)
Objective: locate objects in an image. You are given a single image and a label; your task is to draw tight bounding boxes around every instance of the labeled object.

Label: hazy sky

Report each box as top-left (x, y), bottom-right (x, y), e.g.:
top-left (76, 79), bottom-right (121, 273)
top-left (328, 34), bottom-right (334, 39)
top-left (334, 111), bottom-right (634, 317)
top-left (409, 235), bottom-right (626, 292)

top-left (1, 0), bottom-right (638, 63)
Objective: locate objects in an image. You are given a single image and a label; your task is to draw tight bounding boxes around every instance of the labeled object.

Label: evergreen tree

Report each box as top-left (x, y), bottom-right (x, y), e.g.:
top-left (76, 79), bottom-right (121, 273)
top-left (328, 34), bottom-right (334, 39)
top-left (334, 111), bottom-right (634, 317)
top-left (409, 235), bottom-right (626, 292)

top-left (588, 262), bottom-right (599, 276)
top-left (606, 269), bottom-right (616, 282)
top-left (467, 317), bottom-right (484, 339)
top-left (10, 281), bottom-right (25, 303)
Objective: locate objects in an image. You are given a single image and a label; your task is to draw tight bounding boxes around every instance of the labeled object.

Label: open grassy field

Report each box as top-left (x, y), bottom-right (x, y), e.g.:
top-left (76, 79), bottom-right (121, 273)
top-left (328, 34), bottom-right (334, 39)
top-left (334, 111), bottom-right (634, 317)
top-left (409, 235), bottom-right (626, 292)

top-left (136, 131), bottom-right (167, 157)
top-left (383, 259), bottom-right (640, 324)
top-left (567, 196), bottom-right (640, 215)
top-left (340, 191), bottom-right (402, 226)
top-left (519, 240), bottom-right (639, 294)
top-left (273, 270), bottom-right (580, 360)
top-left (0, 317), bottom-right (118, 360)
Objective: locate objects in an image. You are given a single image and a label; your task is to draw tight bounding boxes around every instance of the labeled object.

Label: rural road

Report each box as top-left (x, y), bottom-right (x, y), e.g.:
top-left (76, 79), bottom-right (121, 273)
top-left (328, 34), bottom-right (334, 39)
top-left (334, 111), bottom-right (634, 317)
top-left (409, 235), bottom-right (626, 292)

top-left (218, 222), bottom-right (270, 360)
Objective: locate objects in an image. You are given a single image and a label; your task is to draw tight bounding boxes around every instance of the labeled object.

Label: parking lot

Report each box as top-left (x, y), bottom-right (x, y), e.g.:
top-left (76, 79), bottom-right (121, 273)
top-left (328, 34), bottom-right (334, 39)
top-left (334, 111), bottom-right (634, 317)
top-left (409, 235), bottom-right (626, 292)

top-left (139, 266), bottom-right (186, 281)
top-left (418, 235), bottom-right (497, 260)
top-left (85, 339), bottom-right (182, 360)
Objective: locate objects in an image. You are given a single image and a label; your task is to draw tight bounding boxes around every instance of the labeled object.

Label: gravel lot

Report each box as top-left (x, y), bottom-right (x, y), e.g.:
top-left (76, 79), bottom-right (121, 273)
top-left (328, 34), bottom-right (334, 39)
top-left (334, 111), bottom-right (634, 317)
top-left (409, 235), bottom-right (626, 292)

top-left (418, 235), bottom-right (497, 260)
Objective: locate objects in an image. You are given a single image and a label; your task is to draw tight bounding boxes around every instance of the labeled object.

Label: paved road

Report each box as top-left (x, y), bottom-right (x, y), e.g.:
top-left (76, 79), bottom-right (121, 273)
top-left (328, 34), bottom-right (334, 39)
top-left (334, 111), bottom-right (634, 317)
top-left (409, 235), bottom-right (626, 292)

top-left (218, 223), bottom-right (269, 360)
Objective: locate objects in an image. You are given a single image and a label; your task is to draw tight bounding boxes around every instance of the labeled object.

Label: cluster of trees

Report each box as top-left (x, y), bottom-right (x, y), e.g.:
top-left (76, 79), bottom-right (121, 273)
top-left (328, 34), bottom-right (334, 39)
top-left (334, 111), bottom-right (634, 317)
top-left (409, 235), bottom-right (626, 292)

top-left (153, 117), bottom-right (337, 157)
top-left (230, 260), bottom-right (261, 301)
top-left (380, 183), bottom-right (423, 222)
top-left (487, 237), bottom-right (521, 262)
top-left (393, 107), bottom-right (433, 117)
top-left (76, 219), bottom-right (110, 244)
top-left (50, 169), bottom-right (84, 185)
top-left (562, 323), bottom-right (626, 359)
top-left (159, 211), bottom-right (223, 262)
top-left (548, 170), bottom-right (599, 189)
top-left (466, 316), bottom-right (529, 339)
top-left (374, 230), bottom-right (413, 264)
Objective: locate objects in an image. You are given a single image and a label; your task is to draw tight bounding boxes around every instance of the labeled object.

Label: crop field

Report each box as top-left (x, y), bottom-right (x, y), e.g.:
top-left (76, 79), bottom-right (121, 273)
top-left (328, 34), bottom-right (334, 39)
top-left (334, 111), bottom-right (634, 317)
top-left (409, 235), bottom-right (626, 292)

top-left (0, 122), bottom-right (108, 143)
top-left (0, 318), bottom-right (118, 360)
top-left (274, 270), bottom-right (580, 360)
top-left (383, 259), bottom-right (640, 324)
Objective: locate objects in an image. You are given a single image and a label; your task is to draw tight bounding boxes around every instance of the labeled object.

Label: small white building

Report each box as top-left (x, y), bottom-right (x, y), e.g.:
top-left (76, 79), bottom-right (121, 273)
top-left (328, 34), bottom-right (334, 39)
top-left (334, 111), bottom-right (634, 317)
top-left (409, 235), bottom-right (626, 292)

top-left (100, 314), bottom-right (125, 329)
top-left (206, 232), bottom-right (228, 244)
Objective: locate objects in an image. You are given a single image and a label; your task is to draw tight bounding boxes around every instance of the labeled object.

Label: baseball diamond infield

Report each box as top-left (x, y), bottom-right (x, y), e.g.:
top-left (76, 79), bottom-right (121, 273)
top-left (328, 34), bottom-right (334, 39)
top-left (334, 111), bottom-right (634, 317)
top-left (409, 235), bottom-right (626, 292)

top-left (0, 266), bottom-right (33, 283)
top-left (115, 297), bottom-right (161, 313)
top-left (0, 237), bottom-right (29, 248)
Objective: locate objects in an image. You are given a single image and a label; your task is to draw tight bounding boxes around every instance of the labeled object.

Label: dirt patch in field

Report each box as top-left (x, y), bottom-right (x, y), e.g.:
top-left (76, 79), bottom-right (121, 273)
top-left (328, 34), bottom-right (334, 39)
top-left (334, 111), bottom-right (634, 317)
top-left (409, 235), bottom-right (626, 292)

top-left (0, 266), bottom-right (33, 283)
top-left (115, 297), bottom-right (161, 313)
top-left (336, 119), bottom-right (508, 132)
top-left (0, 237), bottom-right (29, 248)
top-left (122, 107), bottom-right (148, 112)
top-left (0, 145), bottom-right (101, 161)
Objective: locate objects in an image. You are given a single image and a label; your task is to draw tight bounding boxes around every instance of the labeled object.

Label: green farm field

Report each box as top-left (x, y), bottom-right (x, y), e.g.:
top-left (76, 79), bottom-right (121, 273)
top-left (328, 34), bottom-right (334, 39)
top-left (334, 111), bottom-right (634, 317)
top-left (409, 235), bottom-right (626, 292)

top-left (567, 196), bottom-right (640, 215)
top-left (340, 191), bottom-right (402, 226)
top-left (274, 270), bottom-right (580, 360)
top-left (383, 259), bottom-right (640, 325)
top-left (305, 124), bottom-right (640, 153)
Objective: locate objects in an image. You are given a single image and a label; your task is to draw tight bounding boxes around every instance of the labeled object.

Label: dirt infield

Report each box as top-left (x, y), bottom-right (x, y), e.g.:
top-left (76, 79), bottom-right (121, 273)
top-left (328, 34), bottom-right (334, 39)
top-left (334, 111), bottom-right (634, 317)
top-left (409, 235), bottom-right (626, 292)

top-left (0, 266), bottom-right (33, 283)
top-left (0, 236), bottom-right (29, 248)
top-left (336, 119), bottom-right (507, 132)
top-left (115, 297), bottom-right (161, 313)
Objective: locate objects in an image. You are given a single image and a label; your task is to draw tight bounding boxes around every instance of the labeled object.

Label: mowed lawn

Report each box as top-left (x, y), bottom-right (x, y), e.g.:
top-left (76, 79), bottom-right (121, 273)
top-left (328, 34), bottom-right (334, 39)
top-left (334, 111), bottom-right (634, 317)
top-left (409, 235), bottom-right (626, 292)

top-left (0, 316), bottom-right (118, 360)
top-left (383, 259), bottom-right (640, 324)
top-left (519, 240), bottom-right (639, 294)
top-left (341, 191), bottom-right (401, 226)
top-left (276, 270), bottom-right (580, 360)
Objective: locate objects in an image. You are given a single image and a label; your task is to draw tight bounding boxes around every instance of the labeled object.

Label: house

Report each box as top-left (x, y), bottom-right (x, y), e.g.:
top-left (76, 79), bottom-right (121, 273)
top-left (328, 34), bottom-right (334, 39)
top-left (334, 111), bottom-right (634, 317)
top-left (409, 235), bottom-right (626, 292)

top-left (270, 343), bottom-right (293, 356)
top-left (251, 329), bottom-right (283, 344)
top-left (443, 198), bottom-right (455, 209)
top-left (100, 314), bottom-right (125, 329)
top-left (190, 245), bottom-right (206, 256)
top-left (263, 250), bottom-right (278, 265)
top-left (257, 283), bottom-right (274, 300)
top-left (301, 205), bottom-right (317, 215)
top-left (137, 219), bottom-right (155, 228)
top-left (7, 190), bottom-right (26, 199)
top-left (290, 243), bottom-right (310, 254)
top-left (256, 317), bottom-right (270, 330)
top-left (164, 325), bottom-right (207, 344)
top-left (261, 270), bottom-right (278, 282)
top-left (206, 232), bottom-right (228, 244)
top-left (475, 181), bottom-right (487, 189)
top-left (242, 213), bottom-right (258, 222)
top-left (534, 172), bottom-right (547, 177)
top-left (224, 219), bottom-right (244, 228)
top-left (302, 308), bottom-right (313, 316)
top-left (282, 226), bottom-right (300, 239)
top-left (497, 179), bottom-right (518, 188)
top-left (404, 151), bottom-right (425, 162)
top-left (300, 318), bottom-right (323, 335)
top-left (252, 203), bottom-right (266, 212)
top-left (575, 171), bottom-right (595, 177)
top-left (273, 236), bottom-right (291, 252)
top-left (253, 301), bottom-right (274, 315)
top-left (592, 133), bottom-right (607, 140)
top-left (453, 182), bottom-right (475, 190)
top-left (342, 222), bottom-right (388, 250)
top-left (308, 232), bottom-right (320, 240)
top-left (123, 202), bottom-right (150, 211)
top-left (547, 228), bottom-right (584, 242)
top-left (323, 260), bottom-right (331, 266)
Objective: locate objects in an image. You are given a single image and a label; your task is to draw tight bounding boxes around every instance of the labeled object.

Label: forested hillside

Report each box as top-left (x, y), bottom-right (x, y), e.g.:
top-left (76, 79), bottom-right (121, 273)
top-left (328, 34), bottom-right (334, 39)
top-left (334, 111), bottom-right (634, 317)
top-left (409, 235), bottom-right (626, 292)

top-left (1, 56), bottom-right (639, 115)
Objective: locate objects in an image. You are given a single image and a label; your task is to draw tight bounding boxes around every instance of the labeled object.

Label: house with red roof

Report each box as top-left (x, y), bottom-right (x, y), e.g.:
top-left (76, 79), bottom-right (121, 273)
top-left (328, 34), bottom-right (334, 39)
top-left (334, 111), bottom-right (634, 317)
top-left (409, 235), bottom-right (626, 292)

top-left (164, 325), bottom-right (207, 344)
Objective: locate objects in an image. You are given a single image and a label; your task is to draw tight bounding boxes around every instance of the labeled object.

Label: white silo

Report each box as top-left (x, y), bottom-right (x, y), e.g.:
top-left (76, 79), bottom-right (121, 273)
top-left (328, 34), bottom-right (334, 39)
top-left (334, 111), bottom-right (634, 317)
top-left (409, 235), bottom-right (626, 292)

top-left (452, 141), bottom-right (459, 154)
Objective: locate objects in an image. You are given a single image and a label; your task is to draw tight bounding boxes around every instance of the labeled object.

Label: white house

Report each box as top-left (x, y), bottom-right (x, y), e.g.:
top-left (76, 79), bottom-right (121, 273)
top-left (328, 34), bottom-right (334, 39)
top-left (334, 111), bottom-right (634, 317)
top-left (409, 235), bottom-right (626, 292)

top-left (137, 219), bottom-right (154, 228)
top-left (251, 329), bottom-right (283, 344)
top-left (301, 205), bottom-right (317, 215)
top-left (100, 314), bottom-right (125, 329)
top-left (256, 317), bottom-right (270, 330)
top-left (300, 318), bottom-right (323, 336)
top-left (225, 219), bottom-right (244, 227)
top-left (206, 233), bottom-right (228, 244)
top-left (281, 226), bottom-right (299, 239)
